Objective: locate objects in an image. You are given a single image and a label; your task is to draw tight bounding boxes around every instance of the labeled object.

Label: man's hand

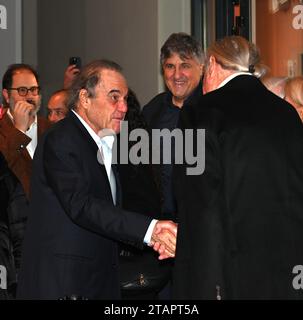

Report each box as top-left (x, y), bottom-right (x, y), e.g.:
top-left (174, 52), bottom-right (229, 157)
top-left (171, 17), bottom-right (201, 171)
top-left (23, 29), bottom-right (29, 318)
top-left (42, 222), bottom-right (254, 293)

top-left (150, 220), bottom-right (178, 260)
top-left (12, 101), bottom-right (35, 132)
top-left (63, 65), bottom-right (80, 89)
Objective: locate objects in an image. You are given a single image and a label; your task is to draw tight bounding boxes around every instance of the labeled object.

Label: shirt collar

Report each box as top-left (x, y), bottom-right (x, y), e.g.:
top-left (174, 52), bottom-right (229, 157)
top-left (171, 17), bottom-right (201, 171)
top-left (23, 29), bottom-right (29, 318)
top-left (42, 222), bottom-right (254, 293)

top-left (101, 135), bottom-right (115, 150)
top-left (72, 110), bottom-right (115, 150)
top-left (218, 72), bottom-right (253, 89)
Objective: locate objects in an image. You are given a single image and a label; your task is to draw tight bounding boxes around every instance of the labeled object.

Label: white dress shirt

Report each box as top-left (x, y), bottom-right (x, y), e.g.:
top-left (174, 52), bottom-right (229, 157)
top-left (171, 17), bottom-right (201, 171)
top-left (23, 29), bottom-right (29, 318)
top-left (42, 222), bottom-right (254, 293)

top-left (72, 110), bottom-right (157, 245)
top-left (72, 111), bottom-right (116, 201)
top-left (7, 109), bottom-right (38, 159)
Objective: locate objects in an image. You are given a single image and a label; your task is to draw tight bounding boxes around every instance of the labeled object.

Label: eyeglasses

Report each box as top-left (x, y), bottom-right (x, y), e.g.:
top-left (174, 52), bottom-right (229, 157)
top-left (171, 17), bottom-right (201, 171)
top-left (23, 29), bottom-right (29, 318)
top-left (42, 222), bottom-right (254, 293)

top-left (9, 86), bottom-right (40, 96)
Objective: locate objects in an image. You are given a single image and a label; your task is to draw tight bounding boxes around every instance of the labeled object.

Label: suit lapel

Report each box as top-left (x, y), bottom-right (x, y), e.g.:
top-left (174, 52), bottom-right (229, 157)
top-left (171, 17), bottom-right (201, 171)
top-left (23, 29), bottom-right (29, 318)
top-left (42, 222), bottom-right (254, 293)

top-left (68, 111), bottom-right (119, 205)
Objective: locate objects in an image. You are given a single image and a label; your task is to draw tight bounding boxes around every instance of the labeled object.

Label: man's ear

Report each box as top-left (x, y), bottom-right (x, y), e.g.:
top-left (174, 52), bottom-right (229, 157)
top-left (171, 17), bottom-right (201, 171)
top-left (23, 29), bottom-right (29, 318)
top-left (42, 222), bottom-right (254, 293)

top-left (79, 89), bottom-right (90, 109)
top-left (207, 55), bottom-right (217, 78)
top-left (2, 89), bottom-right (9, 105)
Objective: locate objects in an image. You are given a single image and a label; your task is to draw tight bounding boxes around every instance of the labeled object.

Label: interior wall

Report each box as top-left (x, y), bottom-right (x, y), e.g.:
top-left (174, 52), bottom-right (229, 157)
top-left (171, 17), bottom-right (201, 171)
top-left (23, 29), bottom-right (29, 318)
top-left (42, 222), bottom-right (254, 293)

top-left (22, 0), bottom-right (191, 109)
top-left (22, 0), bottom-right (37, 68)
top-left (84, 0), bottom-right (158, 107)
top-left (157, 0), bottom-right (191, 92)
top-left (37, 0), bottom-right (86, 109)
top-left (256, 0), bottom-right (303, 77)
top-left (0, 0), bottom-right (22, 85)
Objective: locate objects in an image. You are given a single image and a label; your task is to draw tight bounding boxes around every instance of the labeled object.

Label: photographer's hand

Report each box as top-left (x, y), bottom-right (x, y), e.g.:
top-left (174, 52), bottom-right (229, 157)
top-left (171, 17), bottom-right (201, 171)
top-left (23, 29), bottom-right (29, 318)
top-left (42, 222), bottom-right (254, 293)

top-left (63, 65), bottom-right (80, 89)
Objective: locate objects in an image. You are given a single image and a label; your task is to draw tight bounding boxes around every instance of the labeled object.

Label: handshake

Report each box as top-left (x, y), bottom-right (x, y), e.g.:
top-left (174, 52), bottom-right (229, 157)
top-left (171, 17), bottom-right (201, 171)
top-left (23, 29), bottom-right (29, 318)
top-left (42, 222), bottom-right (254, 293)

top-left (150, 221), bottom-right (178, 260)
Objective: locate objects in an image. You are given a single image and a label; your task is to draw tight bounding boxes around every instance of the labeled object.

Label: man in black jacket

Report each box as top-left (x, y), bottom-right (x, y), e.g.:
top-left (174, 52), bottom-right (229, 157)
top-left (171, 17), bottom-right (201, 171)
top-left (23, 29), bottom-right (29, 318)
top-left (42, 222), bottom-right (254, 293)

top-left (17, 60), bottom-right (177, 300)
top-left (142, 32), bottom-right (204, 300)
top-left (142, 32), bottom-right (204, 220)
top-left (0, 153), bottom-right (28, 299)
top-left (173, 36), bottom-right (303, 299)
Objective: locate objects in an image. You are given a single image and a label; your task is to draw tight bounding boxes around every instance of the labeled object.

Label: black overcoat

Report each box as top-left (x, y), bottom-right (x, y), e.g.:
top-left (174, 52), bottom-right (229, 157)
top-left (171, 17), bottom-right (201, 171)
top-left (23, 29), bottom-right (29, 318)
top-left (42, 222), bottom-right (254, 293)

top-left (173, 75), bottom-right (303, 299)
top-left (17, 112), bottom-right (152, 299)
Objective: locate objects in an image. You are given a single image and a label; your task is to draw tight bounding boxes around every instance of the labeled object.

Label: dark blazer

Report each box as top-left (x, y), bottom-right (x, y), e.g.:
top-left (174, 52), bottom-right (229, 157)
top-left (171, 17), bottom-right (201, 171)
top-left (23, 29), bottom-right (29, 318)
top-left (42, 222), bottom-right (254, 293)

top-left (0, 153), bottom-right (28, 299)
top-left (17, 111), bottom-right (152, 300)
top-left (0, 109), bottom-right (51, 198)
top-left (173, 75), bottom-right (303, 299)
top-left (142, 82), bottom-right (203, 220)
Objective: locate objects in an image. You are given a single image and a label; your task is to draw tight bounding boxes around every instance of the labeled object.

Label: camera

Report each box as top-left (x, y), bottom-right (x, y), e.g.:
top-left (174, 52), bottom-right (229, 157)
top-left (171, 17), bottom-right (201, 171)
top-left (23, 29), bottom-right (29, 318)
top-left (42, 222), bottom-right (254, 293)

top-left (69, 57), bottom-right (82, 69)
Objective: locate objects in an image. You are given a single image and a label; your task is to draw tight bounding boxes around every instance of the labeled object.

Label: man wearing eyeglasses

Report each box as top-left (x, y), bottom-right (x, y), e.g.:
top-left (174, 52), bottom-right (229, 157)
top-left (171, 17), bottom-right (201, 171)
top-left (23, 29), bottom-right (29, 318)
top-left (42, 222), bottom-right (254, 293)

top-left (0, 63), bottom-right (51, 198)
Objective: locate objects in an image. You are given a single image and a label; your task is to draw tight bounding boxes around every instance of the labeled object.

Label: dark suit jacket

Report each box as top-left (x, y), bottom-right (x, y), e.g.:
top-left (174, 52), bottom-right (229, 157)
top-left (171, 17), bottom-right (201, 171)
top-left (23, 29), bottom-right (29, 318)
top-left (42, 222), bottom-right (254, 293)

top-left (17, 111), bottom-right (152, 300)
top-left (0, 153), bottom-right (28, 299)
top-left (142, 82), bottom-right (203, 219)
top-left (0, 109), bottom-right (51, 198)
top-left (173, 75), bottom-right (303, 299)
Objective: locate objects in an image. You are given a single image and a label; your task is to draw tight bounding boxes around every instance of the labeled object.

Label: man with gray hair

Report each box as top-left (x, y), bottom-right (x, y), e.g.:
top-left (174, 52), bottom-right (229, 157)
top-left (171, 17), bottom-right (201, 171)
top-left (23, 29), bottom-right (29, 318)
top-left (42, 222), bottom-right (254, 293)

top-left (17, 59), bottom-right (177, 299)
top-left (142, 32), bottom-right (204, 221)
top-left (173, 36), bottom-right (303, 299)
top-left (142, 33), bottom-right (204, 299)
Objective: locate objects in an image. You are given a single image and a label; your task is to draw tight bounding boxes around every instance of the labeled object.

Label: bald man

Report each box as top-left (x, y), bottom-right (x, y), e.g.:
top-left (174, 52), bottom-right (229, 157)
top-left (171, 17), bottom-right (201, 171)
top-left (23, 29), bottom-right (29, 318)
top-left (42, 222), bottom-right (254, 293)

top-left (47, 89), bottom-right (69, 123)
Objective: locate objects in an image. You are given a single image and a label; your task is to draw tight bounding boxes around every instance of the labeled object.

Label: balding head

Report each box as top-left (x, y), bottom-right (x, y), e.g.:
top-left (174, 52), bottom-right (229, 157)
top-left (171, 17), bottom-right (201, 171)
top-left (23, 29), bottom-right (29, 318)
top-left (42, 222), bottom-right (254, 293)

top-left (47, 89), bottom-right (69, 123)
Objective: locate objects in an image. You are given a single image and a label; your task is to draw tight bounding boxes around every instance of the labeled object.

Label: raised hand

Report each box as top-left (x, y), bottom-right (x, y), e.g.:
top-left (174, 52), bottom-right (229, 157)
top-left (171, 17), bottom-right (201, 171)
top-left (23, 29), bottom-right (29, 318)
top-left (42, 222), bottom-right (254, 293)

top-left (63, 65), bottom-right (80, 89)
top-left (151, 220), bottom-right (178, 260)
top-left (12, 100), bottom-right (35, 132)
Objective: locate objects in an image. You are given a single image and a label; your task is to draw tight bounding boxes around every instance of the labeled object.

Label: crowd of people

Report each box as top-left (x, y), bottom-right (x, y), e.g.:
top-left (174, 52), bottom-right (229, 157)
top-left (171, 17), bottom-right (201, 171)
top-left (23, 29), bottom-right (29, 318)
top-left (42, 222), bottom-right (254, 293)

top-left (0, 32), bottom-right (303, 300)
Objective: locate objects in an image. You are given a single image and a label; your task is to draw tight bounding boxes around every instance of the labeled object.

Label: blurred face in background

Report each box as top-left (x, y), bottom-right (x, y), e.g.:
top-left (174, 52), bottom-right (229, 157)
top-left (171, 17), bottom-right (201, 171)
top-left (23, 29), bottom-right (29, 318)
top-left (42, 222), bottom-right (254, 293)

top-left (48, 91), bottom-right (69, 123)
top-left (162, 52), bottom-right (203, 108)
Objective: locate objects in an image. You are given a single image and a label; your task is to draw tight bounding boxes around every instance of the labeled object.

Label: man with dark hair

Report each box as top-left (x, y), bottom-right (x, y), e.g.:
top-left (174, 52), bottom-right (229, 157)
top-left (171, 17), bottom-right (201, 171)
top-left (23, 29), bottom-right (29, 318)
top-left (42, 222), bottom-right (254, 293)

top-left (142, 32), bottom-right (204, 221)
top-left (47, 89), bottom-right (69, 123)
top-left (142, 32), bottom-right (204, 299)
top-left (0, 64), bottom-right (50, 198)
top-left (17, 59), bottom-right (177, 300)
